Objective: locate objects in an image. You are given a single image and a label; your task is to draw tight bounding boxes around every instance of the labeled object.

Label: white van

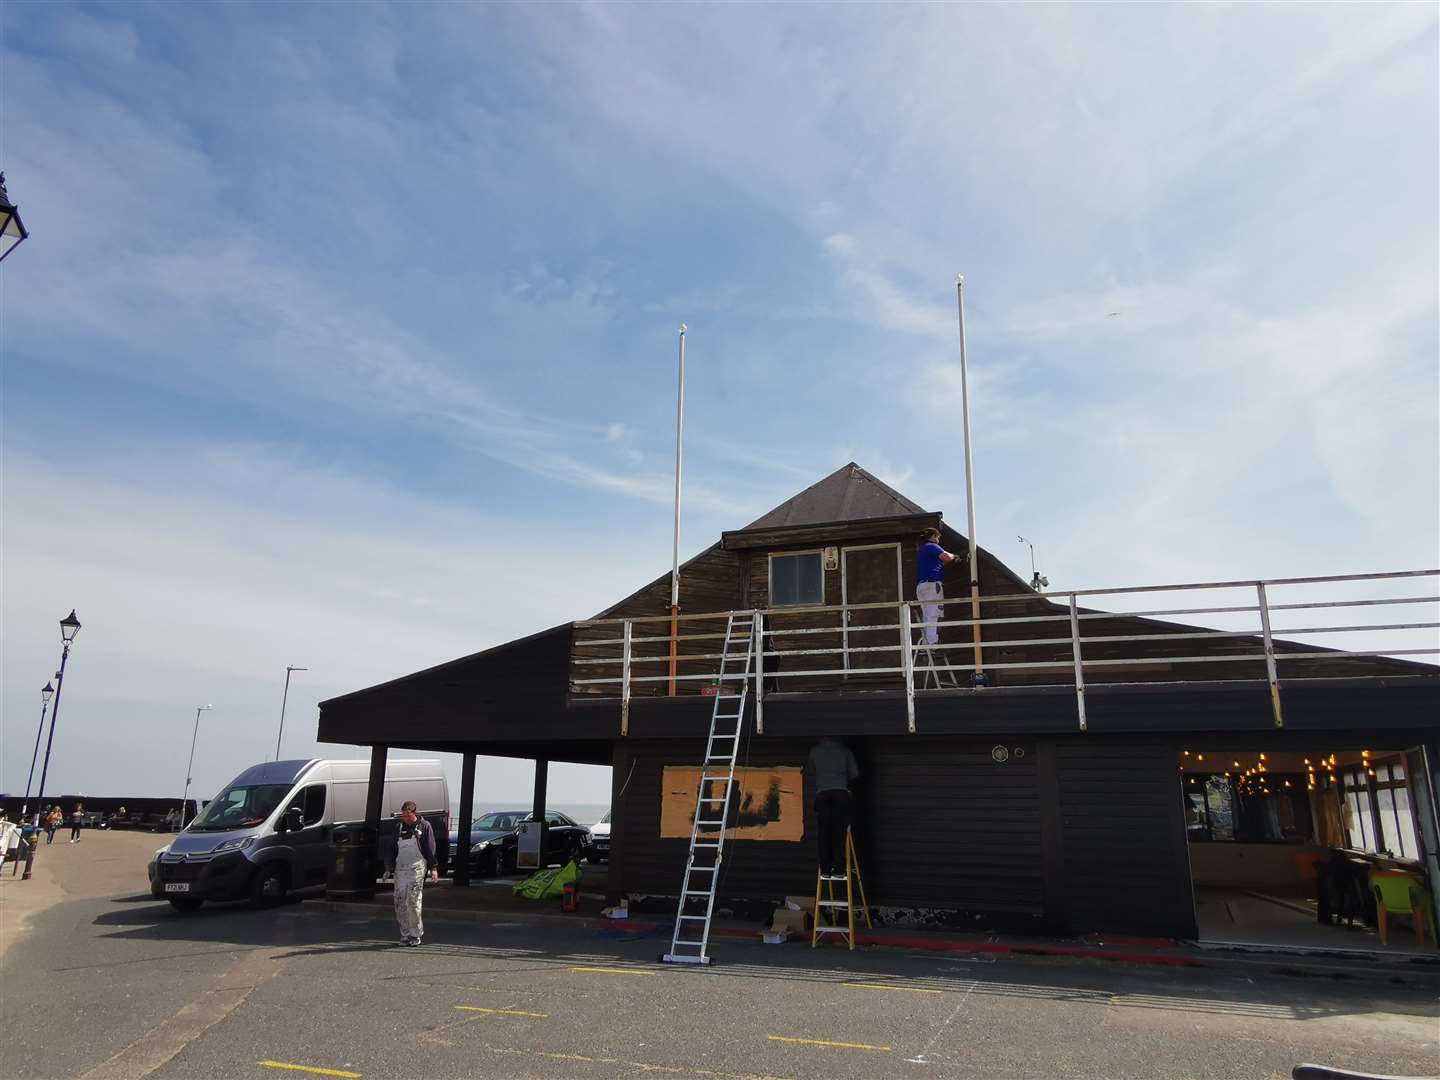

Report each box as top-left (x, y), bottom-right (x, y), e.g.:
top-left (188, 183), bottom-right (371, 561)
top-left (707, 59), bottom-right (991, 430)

top-left (150, 757), bottom-right (448, 911)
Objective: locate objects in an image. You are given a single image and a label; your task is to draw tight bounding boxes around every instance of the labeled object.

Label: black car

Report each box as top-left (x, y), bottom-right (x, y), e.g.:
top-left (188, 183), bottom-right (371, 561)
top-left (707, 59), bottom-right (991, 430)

top-left (456, 810), bottom-right (589, 877)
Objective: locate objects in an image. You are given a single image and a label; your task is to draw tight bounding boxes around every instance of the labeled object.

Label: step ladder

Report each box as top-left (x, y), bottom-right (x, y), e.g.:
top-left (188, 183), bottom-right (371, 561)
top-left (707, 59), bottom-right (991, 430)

top-left (811, 828), bottom-right (872, 949)
top-left (661, 612), bottom-right (757, 966)
top-left (914, 635), bottom-right (960, 689)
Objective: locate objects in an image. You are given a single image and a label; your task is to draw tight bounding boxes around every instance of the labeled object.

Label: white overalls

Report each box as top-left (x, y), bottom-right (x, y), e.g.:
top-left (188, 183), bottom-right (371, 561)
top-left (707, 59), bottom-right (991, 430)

top-left (393, 827), bottom-right (427, 942)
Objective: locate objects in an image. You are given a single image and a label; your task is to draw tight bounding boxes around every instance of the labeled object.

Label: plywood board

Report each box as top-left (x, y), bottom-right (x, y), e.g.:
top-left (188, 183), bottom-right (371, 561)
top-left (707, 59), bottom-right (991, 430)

top-left (660, 765), bottom-right (804, 841)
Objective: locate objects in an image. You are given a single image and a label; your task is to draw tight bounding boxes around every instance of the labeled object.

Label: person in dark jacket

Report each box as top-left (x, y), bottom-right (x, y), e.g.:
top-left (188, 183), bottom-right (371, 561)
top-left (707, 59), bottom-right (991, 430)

top-left (382, 801), bottom-right (438, 946)
top-left (807, 737), bottom-right (859, 876)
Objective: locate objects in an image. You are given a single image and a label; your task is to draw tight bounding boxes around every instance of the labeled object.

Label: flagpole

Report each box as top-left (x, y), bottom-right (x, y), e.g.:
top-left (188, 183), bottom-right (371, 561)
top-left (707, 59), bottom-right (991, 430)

top-left (668, 324), bottom-right (686, 696)
top-left (956, 277), bottom-right (984, 679)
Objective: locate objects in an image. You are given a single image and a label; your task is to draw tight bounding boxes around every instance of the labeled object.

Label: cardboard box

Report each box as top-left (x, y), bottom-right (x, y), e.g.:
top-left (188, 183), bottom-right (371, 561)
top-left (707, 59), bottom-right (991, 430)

top-left (766, 906), bottom-right (812, 940)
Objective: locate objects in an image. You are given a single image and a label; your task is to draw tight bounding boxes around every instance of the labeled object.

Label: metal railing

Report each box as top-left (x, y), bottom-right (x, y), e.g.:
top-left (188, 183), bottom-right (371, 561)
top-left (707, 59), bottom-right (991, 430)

top-left (569, 569), bottom-right (1439, 734)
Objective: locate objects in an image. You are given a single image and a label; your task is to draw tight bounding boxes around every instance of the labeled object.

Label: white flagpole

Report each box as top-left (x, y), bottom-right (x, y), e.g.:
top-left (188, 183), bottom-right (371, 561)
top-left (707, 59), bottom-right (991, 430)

top-left (956, 277), bottom-right (984, 679)
top-left (668, 324), bottom-right (686, 695)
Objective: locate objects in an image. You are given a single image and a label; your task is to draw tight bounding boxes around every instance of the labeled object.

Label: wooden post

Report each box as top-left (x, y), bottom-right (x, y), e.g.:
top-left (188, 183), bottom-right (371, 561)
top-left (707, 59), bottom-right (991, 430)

top-left (1068, 595), bottom-right (1087, 733)
top-left (667, 607), bottom-right (679, 696)
top-left (454, 752), bottom-right (476, 888)
top-left (533, 757), bottom-right (549, 854)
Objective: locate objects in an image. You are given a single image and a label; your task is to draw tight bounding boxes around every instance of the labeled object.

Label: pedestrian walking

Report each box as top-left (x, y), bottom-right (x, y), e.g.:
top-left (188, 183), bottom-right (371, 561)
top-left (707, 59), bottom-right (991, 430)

top-left (382, 801), bottom-right (438, 946)
top-left (69, 803), bottom-right (84, 843)
top-left (45, 807), bottom-right (62, 844)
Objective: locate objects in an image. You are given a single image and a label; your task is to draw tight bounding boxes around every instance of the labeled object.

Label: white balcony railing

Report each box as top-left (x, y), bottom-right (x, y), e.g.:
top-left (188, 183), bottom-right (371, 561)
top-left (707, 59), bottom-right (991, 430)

top-left (569, 569), bottom-right (1439, 734)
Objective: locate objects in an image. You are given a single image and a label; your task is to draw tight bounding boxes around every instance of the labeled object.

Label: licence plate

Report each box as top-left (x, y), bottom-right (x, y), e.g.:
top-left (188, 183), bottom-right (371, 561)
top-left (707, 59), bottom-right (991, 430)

top-left (164, 883), bottom-right (190, 893)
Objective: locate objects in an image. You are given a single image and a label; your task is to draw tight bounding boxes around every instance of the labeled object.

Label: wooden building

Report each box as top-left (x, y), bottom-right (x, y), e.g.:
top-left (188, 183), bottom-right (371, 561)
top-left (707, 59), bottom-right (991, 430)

top-left (319, 464), bottom-right (1440, 940)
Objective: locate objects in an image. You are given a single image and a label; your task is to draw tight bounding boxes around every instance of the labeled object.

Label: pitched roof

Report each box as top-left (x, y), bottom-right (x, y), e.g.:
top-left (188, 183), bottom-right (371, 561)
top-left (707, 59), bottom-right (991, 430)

top-left (739, 462), bottom-right (928, 531)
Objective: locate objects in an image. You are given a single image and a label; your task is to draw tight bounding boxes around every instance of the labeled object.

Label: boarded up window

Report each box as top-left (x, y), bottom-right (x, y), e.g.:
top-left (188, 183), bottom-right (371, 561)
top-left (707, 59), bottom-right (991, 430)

top-left (660, 766), bottom-right (804, 841)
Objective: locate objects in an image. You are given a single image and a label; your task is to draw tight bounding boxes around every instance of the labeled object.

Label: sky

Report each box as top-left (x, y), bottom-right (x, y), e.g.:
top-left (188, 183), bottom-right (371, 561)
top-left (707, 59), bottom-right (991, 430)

top-left (2, 3), bottom-right (1437, 808)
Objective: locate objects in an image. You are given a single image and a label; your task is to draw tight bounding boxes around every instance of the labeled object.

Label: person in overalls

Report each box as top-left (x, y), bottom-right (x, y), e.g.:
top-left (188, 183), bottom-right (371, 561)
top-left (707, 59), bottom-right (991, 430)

top-left (382, 800), bottom-right (438, 946)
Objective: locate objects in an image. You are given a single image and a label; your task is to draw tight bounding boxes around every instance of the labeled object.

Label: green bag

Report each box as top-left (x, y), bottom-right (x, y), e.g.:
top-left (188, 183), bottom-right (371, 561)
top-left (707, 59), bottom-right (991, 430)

top-left (512, 859), bottom-right (581, 900)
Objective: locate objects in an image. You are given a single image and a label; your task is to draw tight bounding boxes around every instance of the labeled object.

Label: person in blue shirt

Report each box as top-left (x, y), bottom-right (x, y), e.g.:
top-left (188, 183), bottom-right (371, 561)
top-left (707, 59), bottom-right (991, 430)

top-left (916, 527), bottom-right (957, 646)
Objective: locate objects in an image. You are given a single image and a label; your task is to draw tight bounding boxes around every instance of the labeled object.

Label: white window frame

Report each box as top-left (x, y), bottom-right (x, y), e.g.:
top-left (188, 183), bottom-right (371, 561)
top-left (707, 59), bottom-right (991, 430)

top-left (768, 549), bottom-right (826, 609)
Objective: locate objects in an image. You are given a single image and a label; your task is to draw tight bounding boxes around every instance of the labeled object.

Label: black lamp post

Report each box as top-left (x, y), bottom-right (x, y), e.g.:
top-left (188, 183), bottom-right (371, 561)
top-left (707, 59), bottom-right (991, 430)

top-left (31, 611), bottom-right (81, 830)
top-left (0, 173), bottom-right (30, 263)
top-left (21, 682), bottom-right (56, 818)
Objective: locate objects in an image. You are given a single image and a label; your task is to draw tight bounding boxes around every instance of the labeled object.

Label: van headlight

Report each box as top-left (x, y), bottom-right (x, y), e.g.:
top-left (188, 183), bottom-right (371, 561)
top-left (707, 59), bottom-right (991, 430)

top-left (211, 836), bottom-right (255, 854)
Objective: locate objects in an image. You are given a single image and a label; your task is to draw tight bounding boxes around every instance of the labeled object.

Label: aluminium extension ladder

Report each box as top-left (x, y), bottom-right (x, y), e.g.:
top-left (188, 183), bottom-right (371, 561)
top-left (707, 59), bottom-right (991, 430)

top-left (661, 612), bottom-right (757, 966)
top-left (811, 828), bottom-right (872, 949)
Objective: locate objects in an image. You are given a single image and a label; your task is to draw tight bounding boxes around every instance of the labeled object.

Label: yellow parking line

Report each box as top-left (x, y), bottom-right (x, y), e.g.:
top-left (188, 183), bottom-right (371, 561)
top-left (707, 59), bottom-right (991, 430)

top-left (844, 981), bottom-right (943, 994)
top-left (258, 1062), bottom-right (362, 1079)
top-left (569, 965), bottom-right (657, 977)
top-left (456, 1006), bottom-right (549, 1018)
top-left (767, 1035), bottom-right (892, 1052)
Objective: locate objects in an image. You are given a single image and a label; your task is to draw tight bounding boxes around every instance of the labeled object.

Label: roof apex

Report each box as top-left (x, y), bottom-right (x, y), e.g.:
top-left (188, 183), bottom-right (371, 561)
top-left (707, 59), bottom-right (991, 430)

top-left (739, 462), bottom-right (928, 531)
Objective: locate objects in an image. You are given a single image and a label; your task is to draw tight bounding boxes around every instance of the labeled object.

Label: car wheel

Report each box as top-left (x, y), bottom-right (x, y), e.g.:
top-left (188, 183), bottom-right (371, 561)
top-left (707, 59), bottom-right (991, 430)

top-left (249, 865), bottom-right (288, 908)
top-left (168, 896), bottom-right (203, 913)
top-left (483, 850), bottom-right (502, 878)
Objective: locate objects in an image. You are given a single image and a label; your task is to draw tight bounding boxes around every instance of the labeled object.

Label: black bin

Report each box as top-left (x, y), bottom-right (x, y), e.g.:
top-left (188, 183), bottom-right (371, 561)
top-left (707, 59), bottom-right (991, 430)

top-left (327, 824), bottom-right (377, 900)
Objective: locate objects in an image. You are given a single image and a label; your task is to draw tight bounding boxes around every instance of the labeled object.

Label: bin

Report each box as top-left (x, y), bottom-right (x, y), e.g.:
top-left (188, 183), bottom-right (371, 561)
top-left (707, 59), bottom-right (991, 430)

top-left (327, 824), bottom-right (378, 900)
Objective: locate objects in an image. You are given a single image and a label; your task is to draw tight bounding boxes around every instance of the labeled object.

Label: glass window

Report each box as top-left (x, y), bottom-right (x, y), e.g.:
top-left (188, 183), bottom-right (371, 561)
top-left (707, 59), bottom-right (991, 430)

top-left (189, 784), bottom-right (292, 831)
top-left (544, 811), bottom-right (569, 826)
top-left (1204, 777), bottom-right (1235, 840)
top-left (298, 785), bottom-right (326, 827)
top-left (770, 553), bottom-right (824, 607)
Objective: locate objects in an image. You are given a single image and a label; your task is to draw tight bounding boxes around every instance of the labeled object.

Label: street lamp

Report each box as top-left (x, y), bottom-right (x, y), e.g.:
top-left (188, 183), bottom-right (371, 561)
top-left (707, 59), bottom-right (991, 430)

top-left (0, 173), bottom-right (30, 263)
top-left (32, 610), bottom-right (81, 828)
top-left (21, 682), bottom-right (55, 818)
top-left (274, 665), bottom-right (308, 760)
top-left (181, 705), bottom-right (214, 828)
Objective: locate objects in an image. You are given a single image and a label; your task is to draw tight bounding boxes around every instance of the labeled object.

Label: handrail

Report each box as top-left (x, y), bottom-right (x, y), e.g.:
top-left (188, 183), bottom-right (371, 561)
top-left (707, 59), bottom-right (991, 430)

top-left (569, 569), bottom-right (1440, 734)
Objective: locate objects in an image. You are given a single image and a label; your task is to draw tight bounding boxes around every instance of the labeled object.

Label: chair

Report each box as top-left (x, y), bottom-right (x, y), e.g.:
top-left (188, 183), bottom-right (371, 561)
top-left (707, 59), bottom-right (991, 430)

top-left (1369, 868), bottom-right (1436, 947)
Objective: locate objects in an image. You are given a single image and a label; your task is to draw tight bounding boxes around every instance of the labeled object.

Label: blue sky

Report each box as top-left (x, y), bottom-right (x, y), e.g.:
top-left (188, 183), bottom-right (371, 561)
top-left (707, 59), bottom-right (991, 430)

top-left (3, 3), bottom-right (1437, 806)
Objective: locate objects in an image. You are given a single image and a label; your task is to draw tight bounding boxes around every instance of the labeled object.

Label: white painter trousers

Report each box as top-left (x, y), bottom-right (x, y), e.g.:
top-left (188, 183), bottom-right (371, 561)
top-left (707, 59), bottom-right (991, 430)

top-left (917, 580), bottom-right (944, 646)
top-left (393, 842), bottom-right (426, 942)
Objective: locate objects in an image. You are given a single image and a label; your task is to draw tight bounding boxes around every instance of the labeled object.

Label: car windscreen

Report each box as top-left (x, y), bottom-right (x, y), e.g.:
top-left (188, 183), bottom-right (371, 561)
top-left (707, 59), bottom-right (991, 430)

top-left (188, 784), bottom-right (293, 831)
top-left (473, 812), bottom-right (521, 831)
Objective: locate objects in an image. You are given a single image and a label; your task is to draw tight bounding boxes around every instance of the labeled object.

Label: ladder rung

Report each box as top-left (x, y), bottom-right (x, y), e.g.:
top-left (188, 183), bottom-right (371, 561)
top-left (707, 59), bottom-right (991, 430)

top-left (696, 820), bottom-right (725, 827)
top-left (818, 874), bottom-right (848, 881)
top-left (693, 841), bottom-right (720, 848)
top-left (678, 915), bottom-right (709, 921)
top-left (817, 899), bottom-right (850, 908)
top-left (698, 797), bottom-right (728, 802)
top-left (814, 926), bottom-right (851, 934)
top-left (688, 865), bottom-right (717, 872)
top-left (684, 890), bottom-right (713, 896)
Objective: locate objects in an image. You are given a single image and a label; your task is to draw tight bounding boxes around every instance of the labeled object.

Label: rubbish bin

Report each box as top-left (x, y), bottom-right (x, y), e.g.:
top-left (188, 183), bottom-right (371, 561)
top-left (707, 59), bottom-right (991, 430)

top-left (327, 824), bottom-right (377, 900)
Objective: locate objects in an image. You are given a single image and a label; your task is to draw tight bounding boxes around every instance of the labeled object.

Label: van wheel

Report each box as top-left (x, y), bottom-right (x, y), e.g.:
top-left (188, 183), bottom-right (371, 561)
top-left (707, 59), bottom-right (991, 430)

top-left (168, 897), bottom-right (203, 913)
top-left (249, 865), bottom-right (288, 908)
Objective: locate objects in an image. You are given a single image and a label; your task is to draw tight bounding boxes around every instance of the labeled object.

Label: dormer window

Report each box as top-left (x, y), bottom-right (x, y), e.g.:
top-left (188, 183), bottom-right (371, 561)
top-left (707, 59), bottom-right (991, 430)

top-left (769, 552), bottom-right (824, 607)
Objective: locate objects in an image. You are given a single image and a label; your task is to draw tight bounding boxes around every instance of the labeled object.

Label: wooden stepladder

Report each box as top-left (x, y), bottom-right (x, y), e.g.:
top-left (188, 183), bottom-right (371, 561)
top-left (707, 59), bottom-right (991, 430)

top-left (661, 612), bottom-right (756, 966)
top-left (914, 638), bottom-right (960, 689)
top-left (811, 828), bottom-right (872, 949)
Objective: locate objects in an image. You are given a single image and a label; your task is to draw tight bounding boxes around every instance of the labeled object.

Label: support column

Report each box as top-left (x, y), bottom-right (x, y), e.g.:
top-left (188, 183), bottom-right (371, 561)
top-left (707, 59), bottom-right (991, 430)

top-left (533, 757), bottom-right (549, 858)
top-left (454, 752), bottom-right (476, 888)
top-left (365, 745), bottom-right (388, 832)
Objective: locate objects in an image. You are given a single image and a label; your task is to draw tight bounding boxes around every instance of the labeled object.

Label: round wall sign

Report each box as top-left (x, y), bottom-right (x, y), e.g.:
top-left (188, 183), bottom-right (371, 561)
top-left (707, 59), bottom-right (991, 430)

top-left (991, 745), bottom-right (1010, 763)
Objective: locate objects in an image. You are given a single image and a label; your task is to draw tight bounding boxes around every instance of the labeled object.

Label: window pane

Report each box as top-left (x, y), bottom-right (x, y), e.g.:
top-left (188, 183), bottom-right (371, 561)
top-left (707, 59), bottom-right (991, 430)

top-left (1205, 777), bottom-right (1234, 840)
top-left (302, 785), bottom-right (326, 825)
top-left (1377, 789), bottom-right (1400, 855)
top-left (1395, 787), bottom-right (1419, 860)
top-left (771, 554), bottom-right (822, 606)
top-left (1354, 788), bottom-right (1376, 854)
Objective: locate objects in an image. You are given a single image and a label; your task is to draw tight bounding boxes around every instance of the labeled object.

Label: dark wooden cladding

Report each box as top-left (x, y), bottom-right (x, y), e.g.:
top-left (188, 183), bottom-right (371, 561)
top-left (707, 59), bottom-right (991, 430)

top-left (610, 734), bottom-right (1192, 936)
top-left (1056, 742), bottom-right (1196, 937)
top-left (571, 544), bottom-right (746, 698)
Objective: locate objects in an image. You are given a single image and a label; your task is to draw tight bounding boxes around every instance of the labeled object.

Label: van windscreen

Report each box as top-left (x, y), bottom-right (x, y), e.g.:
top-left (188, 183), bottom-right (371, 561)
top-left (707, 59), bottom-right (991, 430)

top-left (189, 784), bottom-right (293, 830)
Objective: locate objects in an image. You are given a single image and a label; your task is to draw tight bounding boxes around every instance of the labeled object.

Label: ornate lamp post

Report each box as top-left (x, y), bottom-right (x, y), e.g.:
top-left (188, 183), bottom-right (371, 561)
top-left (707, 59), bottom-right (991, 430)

top-left (0, 173), bottom-right (30, 263)
top-left (32, 611), bottom-right (81, 825)
top-left (21, 682), bottom-right (56, 818)
top-left (25, 612), bottom-right (80, 878)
